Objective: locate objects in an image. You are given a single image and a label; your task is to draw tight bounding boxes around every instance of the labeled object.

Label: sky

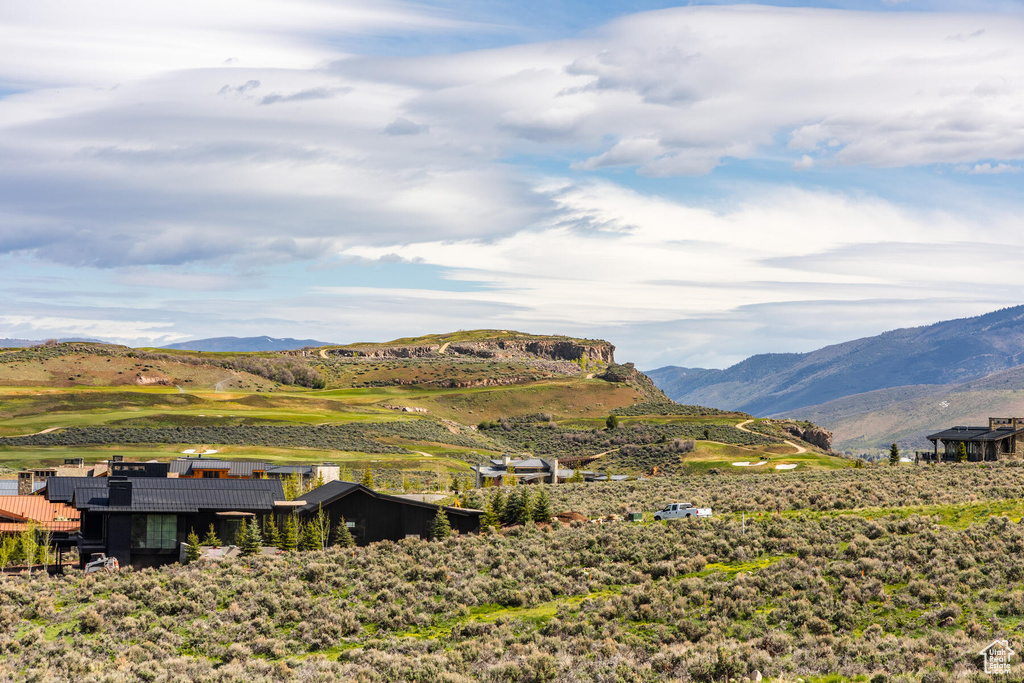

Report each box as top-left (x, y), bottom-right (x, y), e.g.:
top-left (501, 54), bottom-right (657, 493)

top-left (1, 0), bottom-right (1023, 369)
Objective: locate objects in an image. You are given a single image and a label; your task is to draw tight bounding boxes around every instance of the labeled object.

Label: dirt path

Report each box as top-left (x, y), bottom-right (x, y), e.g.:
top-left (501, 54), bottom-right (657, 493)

top-left (319, 349), bottom-right (329, 359)
top-left (9, 426), bottom-right (60, 438)
top-left (438, 342), bottom-right (451, 354)
top-left (735, 419), bottom-right (807, 454)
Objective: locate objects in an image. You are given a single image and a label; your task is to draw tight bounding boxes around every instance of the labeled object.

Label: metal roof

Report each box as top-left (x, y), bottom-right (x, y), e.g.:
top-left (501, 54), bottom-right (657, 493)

top-left (926, 426), bottom-right (1024, 442)
top-left (295, 481), bottom-right (482, 517)
top-left (0, 495), bottom-right (80, 531)
top-left (0, 481), bottom-right (45, 495)
top-left (169, 459), bottom-right (270, 477)
top-left (70, 478), bottom-right (285, 513)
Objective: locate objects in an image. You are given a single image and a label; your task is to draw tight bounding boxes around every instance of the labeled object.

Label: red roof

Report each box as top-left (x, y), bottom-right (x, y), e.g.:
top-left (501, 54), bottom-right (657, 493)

top-left (0, 496), bottom-right (80, 532)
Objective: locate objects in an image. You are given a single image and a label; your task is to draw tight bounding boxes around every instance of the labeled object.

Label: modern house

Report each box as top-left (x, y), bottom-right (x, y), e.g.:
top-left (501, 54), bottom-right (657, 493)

top-left (925, 417), bottom-right (1024, 461)
top-left (68, 477), bottom-right (290, 569)
top-left (15, 458), bottom-right (107, 495)
top-left (138, 456), bottom-right (341, 487)
top-left (472, 455), bottom-right (625, 486)
top-left (0, 496), bottom-right (80, 534)
top-left (295, 481), bottom-right (482, 543)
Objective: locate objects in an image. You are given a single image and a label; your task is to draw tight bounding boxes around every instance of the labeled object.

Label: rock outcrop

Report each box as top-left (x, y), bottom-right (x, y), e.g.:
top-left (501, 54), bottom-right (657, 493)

top-left (779, 422), bottom-right (834, 452)
top-left (447, 340), bottom-right (614, 364)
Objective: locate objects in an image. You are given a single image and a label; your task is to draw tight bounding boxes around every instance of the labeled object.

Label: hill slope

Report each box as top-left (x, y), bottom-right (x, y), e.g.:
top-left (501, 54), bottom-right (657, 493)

top-left (649, 305), bottom-right (1024, 416)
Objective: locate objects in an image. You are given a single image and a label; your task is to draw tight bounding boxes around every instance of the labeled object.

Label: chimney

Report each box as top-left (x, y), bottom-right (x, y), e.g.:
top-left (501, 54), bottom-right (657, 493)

top-left (108, 478), bottom-right (133, 507)
top-left (17, 472), bottom-right (34, 496)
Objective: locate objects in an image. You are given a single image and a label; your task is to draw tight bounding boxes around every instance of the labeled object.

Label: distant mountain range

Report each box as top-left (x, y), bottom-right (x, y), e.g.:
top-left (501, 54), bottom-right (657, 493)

top-left (648, 306), bottom-right (1024, 450)
top-left (0, 337), bottom-right (107, 348)
top-left (160, 336), bottom-right (334, 352)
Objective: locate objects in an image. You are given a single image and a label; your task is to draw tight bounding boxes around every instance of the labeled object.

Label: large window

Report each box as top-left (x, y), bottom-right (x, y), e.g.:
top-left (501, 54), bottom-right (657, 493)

top-left (130, 515), bottom-right (178, 549)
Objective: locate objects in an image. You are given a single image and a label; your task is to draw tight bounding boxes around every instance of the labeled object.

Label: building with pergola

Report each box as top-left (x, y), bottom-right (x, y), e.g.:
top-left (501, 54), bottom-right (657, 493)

top-left (925, 418), bottom-right (1024, 462)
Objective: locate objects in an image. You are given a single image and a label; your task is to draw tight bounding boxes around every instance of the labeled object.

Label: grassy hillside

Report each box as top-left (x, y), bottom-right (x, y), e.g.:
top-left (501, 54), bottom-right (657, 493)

top-left (0, 336), bottom-right (844, 482)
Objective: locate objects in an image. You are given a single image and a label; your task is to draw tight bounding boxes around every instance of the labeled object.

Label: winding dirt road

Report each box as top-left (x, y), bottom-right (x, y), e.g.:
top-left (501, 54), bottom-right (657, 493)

top-left (736, 419), bottom-right (807, 454)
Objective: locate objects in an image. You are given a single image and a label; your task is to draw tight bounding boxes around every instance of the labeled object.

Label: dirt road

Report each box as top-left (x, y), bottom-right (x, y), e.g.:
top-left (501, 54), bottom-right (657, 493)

top-left (736, 419), bottom-right (807, 454)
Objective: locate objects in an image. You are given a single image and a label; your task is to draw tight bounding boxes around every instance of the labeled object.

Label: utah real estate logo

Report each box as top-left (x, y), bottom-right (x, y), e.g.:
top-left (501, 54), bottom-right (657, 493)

top-left (980, 640), bottom-right (1015, 675)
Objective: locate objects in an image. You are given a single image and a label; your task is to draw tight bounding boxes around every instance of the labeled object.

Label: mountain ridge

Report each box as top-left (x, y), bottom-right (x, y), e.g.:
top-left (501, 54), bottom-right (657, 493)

top-left (160, 336), bottom-right (335, 352)
top-left (648, 305), bottom-right (1024, 417)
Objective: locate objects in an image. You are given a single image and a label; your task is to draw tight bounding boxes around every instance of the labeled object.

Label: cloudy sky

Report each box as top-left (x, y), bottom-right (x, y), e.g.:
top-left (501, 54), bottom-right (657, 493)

top-left (2, 0), bottom-right (1023, 368)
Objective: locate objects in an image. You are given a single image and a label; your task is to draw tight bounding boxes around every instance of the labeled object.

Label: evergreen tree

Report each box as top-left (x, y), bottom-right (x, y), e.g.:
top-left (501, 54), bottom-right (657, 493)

top-left (889, 443), bottom-right (900, 466)
top-left (515, 487), bottom-right (532, 525)
top-left (361, 468), bottom-right (375, 489)
top-left (606, 414), bottom-right (619, 430)
top-left (280, 515), bottom-right (299, 551)
top-left (261, 515), bottom-right (281, 547)
top-left (957, 442), bottom-right (968, 462)
top-left (238, 518), bottom-right (263, 556)
top-left (201, 524), bottom-right (221, 547)
top-left (186, 529), bottom-right (201, 563)
top-left (430, 508), bottom-right (452, 540)
top-left (569, 468), bottom-right (584, 484)
top-left (532, 486), bottom-right (552, 523)
top-left (501, 488), bottom-right (520, 525)
top-left (481, 498), bottom-right (500, 530)
top-left (491, 487), bottom-right (507, 521)
top-left (283, 472), bottom-right (302, 500)
top-left (332, 517), bottom-right (356, 547)
top-left (298, 519), bottom-right (320, 551)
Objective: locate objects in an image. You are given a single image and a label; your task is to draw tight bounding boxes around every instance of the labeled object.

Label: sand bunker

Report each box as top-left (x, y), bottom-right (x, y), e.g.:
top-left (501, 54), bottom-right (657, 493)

top-left (775, 464), bottom-right (798, 470)
top-left (732, 461), bottom-right (767, 467)
top-left (181, 449), bottom-right (196, 454)
top-left (203, 449), bottom-right (218, 455)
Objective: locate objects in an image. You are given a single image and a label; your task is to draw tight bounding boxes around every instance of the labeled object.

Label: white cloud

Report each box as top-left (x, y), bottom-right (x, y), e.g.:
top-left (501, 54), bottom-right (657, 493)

top-left (964, 162), bottom-right (1022, 174)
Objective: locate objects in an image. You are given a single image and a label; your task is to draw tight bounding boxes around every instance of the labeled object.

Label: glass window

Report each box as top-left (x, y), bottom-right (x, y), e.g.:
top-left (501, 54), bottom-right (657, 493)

top-left (131, 514), bottom-right (178, 549)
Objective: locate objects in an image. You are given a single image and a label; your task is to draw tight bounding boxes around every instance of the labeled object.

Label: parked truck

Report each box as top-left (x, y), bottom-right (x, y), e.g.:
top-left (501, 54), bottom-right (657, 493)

top-left (653, 502), bottom-right (712, 520)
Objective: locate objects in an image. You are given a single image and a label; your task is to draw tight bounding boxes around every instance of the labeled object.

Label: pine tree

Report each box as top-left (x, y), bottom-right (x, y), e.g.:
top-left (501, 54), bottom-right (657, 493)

top-left (186, 529), bottom-right (202, 563)
top-left (481, 498), bottom-right (500, 530)
top-left (957, 442), bottom-right (968, 463)
top-left (431, 508), bottom-right (452, 540)
top-left (501, 488), bottom-right (519, 525)
top-left (361, 468), bottom-right (374, 489)
top-left (532, 486), bottom-right (552, 523)
top-left (889, 443), bottom-right (900, 466)
top-left (491, 488), bottom-right (506, 521)
top-left (238, 518), bottom-right (263, 556)
top-left (333, 517), bottom-right (356, 547)
top-left (515, 488), bottom-right (532, 525)
top-left (281, 515), bottom-right (299, 551)
top-left (569, 468), bottom-right (584, 484)
top-left (262, 515), bottom-right (281, 547)
top-left (284, 472), bottom-right (302, 500)
top-left (606, 414), bottom-right (619, 430)
top-left (298, 519), bottom-right (320, 551)
top-left (201, 524), bottom-right (221, 547)
top-left (311, 471), bottom-right (326, 490)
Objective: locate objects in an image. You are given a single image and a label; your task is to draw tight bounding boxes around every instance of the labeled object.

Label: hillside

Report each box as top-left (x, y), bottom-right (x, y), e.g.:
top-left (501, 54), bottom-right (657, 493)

top-left (0, 332), bottom-right (844, 480)
top-left (789, 363), bottom-right (1024, 454)
top-left (160, 336), bottom-right (335, 352)
top-left (649, 305), bottom-right (1024, 416)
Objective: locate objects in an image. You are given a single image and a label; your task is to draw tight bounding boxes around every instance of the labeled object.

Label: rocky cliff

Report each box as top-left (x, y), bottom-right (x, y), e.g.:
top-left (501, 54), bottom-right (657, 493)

top-left (447, 339), bottom-right (614, 364)
top-left (328, 338), bottom-right (615, 364)
top-left (778, 421), bottom-right (834, 452)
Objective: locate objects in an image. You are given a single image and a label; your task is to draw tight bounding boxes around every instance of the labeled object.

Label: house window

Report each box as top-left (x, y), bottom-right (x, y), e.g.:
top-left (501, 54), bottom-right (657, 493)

top-left (202, 471), bottom-right (219, 478)
top-left (130, 514), bottom-right (178, 549)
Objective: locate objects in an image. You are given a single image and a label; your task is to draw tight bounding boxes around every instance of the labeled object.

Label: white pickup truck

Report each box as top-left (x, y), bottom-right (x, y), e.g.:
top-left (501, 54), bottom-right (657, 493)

top-left (653, 502), bottom-right (712, 520)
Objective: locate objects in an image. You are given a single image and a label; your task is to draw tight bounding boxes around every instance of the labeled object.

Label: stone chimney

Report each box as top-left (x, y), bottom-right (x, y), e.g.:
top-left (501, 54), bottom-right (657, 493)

top-left (108, 478), bottom-right (133, 507)
top-left (17, 471), bottom-right (34, 496)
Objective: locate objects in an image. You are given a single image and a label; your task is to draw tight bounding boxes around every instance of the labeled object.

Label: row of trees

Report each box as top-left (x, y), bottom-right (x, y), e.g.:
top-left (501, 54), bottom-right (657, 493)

top-left (0, 524), bottom-right (54, 571)
top-left (184, 510), bottom-right (356, 562)
top-left (480, 485), bottom-right (553, 529)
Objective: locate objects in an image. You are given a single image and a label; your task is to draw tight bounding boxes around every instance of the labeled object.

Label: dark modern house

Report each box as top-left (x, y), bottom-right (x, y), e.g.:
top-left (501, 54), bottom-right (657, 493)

top-left (295, 481), bottom-right (483, 543)
top-left (925, 417), bottom-right (1024, 461)
top-left (69, 477), bottom-right (289, 569)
